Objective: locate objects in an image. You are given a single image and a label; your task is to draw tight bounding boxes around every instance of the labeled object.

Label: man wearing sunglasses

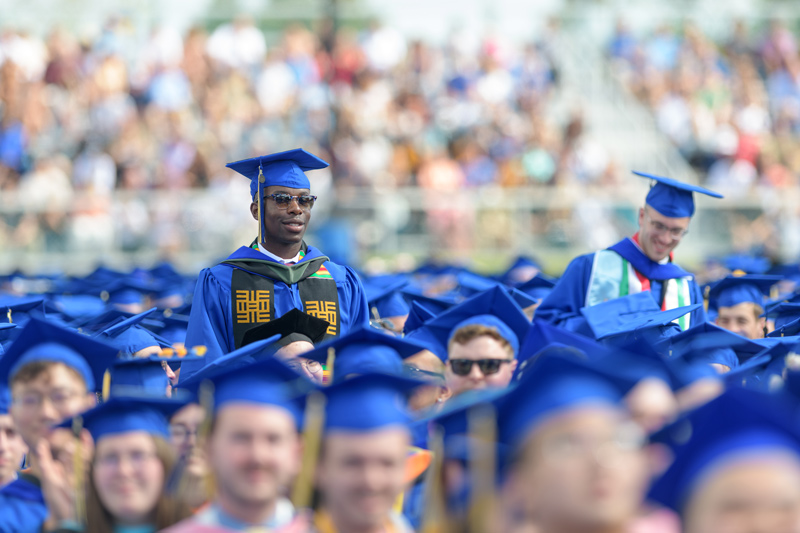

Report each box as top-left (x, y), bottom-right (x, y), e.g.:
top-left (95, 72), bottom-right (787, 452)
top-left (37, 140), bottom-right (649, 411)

top-left (537, 171), bottom-right (723, 334)
top-left (182, 149), bottom-right (369, 379)
top-left (444, 315), bottom-right (519, 398)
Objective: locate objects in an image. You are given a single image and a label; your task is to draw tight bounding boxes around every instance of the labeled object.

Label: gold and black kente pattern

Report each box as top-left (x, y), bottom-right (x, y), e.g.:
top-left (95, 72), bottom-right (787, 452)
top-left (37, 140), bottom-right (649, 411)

top-left (304, 300), bottom-right (338, 336)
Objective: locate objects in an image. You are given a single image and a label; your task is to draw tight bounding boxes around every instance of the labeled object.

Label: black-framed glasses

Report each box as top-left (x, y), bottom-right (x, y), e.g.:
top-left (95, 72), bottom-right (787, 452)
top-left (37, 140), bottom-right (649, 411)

top-left (448, 358), bottom-right (511, 376)
top-left (265, 193), bottom-right (317, 210)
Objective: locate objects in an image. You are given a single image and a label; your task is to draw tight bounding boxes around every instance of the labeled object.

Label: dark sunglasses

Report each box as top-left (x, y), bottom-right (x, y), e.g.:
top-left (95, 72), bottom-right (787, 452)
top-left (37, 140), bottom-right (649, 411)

top-left (448, 358), bottom-right (511, 376)
top-left (265, 193), bottom-right (317, 209)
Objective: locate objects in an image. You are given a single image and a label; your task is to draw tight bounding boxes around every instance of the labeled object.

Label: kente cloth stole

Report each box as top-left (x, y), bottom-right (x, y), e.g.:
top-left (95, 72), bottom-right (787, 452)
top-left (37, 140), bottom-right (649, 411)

top-left (224, 243), bottom-right (340, 349)
top-left (587, 240), bottom-right (693, 330)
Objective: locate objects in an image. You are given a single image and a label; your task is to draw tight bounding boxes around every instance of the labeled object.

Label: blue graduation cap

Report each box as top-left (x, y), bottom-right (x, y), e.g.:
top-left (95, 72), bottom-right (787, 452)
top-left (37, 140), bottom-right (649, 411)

top-left (708, 274), bottom-right (781, 310)
top-left (0, 317), bottom-right (119, 392)
top-left (648, 388), bottom-right (800, 513)
top-left (179, 355), bottom-right (311, 424)
top-left (580, 292), bottom-right (698, 342)
top-left (598, 338), bottom-right (719, 392)
top-left (724, 254), bottom-right (772, 275)
top-left (365, 279), bottom-right (410, 319)
top-left (322, 373), bottom-right (423, 432)
top-left (665, 322), bottom-right (766, 364)
top-left (415, 286), bottom-right (530, 362)
top-left (303, 326), bottom-right (429, 382)
top-left (763, 302), bottom-right (800, 329)
top-left (104, 278), bottom-right (159, 306)
top-left (0, 323), bottom-right (17, 355)
top-left (403, 301), bottom-right (437, 335)
top-left (95, 307), bottom-right (167, 357)
top-left (504, 287), bottom-right (538, 310)
top-left (0, 382), bottom-right (10, 414)
top-left (634, 170), bottom-right (723, 218)
top-left (495, 353), bottom-right (629, 450)
top-left (108, 350), bottom-right (205, 398)
top-left (177, 334), bottom-right (281, 385)
top-left (400, 289), bottom-right (456, 316)
top-left (0, 295), bottom-right (46, 328)
top-left (226, 148), bottom-right (329, 244)
top-left (148, 312), bottom-right (190, 345)
top-left (59, 396), bottom-right (188, 442)
top-left (768, 316), bottom-right (800, 338)
top-left (496, 255), bottom-right (542, 286)
top-left (724, 341), bottom-right (800, 392)
top-left (46, 295), bottom-right (107, 321)
top-left (517, 319), bottom-right (613, 366)
top-left (454, 271), bottom-right (502, 298)
top-left (514, 273), bottom-right (557, 302)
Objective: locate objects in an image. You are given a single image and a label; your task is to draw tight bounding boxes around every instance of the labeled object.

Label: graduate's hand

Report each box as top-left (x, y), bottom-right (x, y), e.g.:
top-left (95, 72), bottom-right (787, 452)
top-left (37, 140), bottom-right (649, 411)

top-left (32, 428), bottom-right (92, 523)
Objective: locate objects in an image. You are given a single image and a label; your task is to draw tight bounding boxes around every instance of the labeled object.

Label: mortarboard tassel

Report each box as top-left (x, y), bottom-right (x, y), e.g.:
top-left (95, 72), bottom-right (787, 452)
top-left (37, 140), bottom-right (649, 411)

top-left (258, 162), bottom-right (265, 245)
top-left (102, 370), bottom-right (111, 402)
top-left (292, 390), bottom-right (326, 509)
top-left (198, 380), bottom-right (216, 500)
top-left (73, 415), bottom-right (86, 526)
top-left (420, 426), bottom-right (449, 533)
top-left (468, 403), bottom-right (497, 533)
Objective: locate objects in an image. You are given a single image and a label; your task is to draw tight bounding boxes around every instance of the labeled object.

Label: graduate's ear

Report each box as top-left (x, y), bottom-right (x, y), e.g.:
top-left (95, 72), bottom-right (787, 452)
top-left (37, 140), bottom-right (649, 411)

top-left (438, 385), bottom-right (453, 404)
top-left (638, 206), bottom-right (646, 228)
top-left (250, 201), bottom-right (259, 221)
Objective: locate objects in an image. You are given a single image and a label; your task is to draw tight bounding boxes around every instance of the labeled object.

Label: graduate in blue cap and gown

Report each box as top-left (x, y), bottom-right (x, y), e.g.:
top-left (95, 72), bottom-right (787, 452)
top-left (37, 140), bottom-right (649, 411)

top-left (56, 396), bottom-right (193, 532)
top-left (184, 148), bottom-right (369, 378)
top-left (306, 373), bottom-right (421, 533)
top-left (649, 388), bottom-right (800, 533)
top-left (409, 287), bottom-right (529, 399)
top-left (494, 353), bottom-right (654, 533)
top-left (166, 357), bottom-right (313, 533)
top-left (537, 171), bottom-right (722, 333)
top-left (0, 317), bottom-right (118, 532)
top-left (0, 382), bottom-right (46, 533)
top-left (708, 274), bottom-right (781, 339)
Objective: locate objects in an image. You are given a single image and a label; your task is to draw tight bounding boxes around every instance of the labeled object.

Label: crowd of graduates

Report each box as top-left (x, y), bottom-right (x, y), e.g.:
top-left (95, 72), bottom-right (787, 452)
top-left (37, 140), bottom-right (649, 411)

top-left (5, 14), bottom-right (800, 533)
top-left (2, 199), bottom-right (800, 531)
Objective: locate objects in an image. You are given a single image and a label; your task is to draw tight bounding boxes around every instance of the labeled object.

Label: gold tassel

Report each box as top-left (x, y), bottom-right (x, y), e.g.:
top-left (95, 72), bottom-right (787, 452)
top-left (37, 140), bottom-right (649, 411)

top-left (102, 370), bottom-right (111, 401)
top-left (420, 426), bottom-right (448, 533)
top-left (468, 403), bottom-right (497, 533)
top-left (292, 390), bottom-right (326, 509)
top-left (258, 163), bottom-right (265, 245)
top-left (198, 379), bottom-right (216, 500)
top-left (73, 415), bottom-right (86, 525)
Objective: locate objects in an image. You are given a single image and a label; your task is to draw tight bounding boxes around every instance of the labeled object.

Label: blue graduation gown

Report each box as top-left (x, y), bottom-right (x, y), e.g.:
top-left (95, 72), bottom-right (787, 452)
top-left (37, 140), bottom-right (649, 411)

top-left (182, 244), bottom-right (369, 377)
top-left (536, 238), bottom-right (706, 334)
top-left (0, 476), bottom-right (48, 533)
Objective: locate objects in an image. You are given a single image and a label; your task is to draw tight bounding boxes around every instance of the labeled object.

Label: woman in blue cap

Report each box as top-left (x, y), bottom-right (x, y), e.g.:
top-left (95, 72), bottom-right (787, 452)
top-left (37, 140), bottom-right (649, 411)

top-left (57, 397), bottom-right (192, 533)
top-left (537, 171), bottom-right (723, 334)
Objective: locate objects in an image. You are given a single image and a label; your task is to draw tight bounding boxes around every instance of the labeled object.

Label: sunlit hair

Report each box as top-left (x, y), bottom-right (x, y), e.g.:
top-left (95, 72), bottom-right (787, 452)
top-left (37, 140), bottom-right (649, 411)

top-left (448, 324), bottom-right (514, 358)
top-left (10, 360), bottom-right (86, 389)
top-left (85, 435), bottom-right (192, 533)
